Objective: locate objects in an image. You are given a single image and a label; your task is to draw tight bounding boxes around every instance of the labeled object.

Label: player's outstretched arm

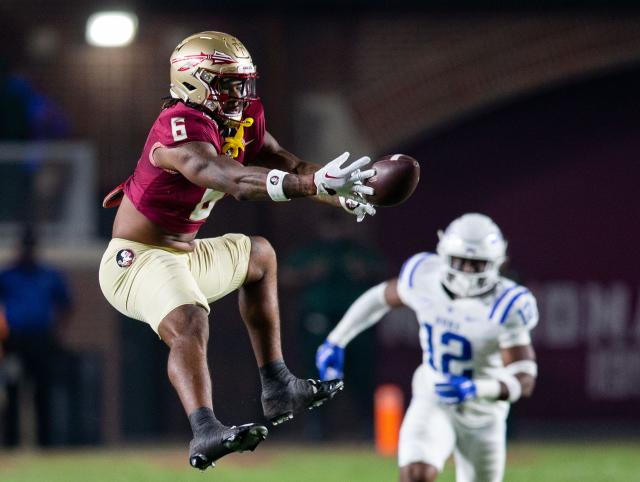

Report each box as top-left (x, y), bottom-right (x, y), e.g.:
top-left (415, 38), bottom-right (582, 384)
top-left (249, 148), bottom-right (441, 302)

top-left (155, 141), bottom-right (310, 200)
top-left (316, 279), bottom-right (404, 380)
top-left (251, 132), bottom-right (336, 206)
top-left (153, 141), bottom-right (371, 202)
top-left (253, 132), bottom-right (377, 222)
top-left (252, 131), bottom-right (319, 176)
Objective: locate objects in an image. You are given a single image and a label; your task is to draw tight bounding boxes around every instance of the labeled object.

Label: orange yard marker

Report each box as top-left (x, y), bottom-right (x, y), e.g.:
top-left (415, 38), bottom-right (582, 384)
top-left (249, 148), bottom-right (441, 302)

top-left (374, 384), bottom-right (404, 456)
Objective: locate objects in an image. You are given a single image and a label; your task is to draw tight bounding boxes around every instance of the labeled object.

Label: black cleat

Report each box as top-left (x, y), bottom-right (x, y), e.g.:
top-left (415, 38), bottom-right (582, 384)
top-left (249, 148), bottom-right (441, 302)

top-left (262, 378), bottom-right (344, 426)
top-left (188, 422), bottom-right (268, 471)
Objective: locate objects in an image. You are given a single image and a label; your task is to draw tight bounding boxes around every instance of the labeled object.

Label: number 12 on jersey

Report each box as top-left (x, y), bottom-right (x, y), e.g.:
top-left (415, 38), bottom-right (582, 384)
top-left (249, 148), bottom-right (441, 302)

top-left (422, 323), bottom-right (473, 379)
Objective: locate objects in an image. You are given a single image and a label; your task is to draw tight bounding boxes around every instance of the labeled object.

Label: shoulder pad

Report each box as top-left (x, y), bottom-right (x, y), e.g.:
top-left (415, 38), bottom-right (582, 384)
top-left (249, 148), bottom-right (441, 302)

top-left (398, 252), bottom-right (439, 289)
top-left (490, 284), bottom-right (538, 328)
top-left (159, 103), bottom-right (219, 149)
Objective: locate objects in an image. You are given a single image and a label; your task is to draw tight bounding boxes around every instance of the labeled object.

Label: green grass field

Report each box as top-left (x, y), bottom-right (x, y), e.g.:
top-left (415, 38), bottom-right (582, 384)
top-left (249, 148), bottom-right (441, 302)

top-left (0, 441), bottom-right (637, 482)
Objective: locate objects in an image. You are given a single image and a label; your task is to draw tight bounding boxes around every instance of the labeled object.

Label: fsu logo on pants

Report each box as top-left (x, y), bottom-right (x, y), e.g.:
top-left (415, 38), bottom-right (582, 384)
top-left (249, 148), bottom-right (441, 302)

top-left (116, 249), bottom-right (135, 268)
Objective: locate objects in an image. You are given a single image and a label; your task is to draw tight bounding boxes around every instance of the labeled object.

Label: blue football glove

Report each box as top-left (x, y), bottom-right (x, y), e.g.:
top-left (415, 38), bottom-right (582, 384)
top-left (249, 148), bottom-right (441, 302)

top-left (435, 375), bottom-right (477, 405)
top-left (315, 340), bottom-right (345, 381)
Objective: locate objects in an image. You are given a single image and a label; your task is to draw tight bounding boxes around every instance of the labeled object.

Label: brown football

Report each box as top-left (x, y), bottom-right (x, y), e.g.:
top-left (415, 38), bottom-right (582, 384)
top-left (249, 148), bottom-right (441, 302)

top-left (364, 154), bottom-right (420, 207)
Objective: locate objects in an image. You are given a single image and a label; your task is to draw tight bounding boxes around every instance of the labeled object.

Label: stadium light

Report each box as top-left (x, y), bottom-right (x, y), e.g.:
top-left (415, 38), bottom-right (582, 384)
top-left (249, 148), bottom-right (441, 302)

top-left (86, 11), bottom-right (138, 47)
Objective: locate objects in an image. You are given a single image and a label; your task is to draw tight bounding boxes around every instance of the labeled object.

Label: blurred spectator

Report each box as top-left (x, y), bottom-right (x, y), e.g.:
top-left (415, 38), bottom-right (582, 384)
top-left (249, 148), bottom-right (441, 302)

top-left (0, 57), bottom-right (30, 140)
top-left (0, 226), bottom-right (73, 447)
top-left (0, 55), bottom-right (72, 228)
top-left (282, 209), bottom-right (385, 439)
top-left (0, 55), bottom-right (70, 140)
top-left (0, 308), bottom-right (8, 411)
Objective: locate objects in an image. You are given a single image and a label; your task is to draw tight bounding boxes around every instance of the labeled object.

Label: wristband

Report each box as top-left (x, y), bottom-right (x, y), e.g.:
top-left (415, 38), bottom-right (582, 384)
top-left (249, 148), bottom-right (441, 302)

top-left (496, 372), bottom-right (522, 402)
top-left (266, 169), bottom-right (290, 202)
top-left (474, 378), bottom-right (502, 400)
top-left (505, 359), bottom-right (538, 378)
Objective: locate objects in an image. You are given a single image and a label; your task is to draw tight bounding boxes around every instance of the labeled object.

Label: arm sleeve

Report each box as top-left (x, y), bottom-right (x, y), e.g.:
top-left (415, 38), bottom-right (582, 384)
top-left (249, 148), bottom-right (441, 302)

top-left (327, 282), bottom-right (390, 347)
top-left (497, 289), bottom-right (539, 348)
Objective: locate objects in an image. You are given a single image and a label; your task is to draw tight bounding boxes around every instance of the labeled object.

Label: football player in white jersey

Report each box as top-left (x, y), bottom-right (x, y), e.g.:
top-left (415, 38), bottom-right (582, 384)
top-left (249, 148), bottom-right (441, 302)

top-left (316, 213), bottom-right (538, 482)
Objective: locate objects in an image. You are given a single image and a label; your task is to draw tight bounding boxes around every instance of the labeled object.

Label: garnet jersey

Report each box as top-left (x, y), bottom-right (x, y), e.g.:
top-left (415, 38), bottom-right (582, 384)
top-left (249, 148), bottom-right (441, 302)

top-left (123, 100), bottom-right (266, 233)
top-left (397, 252), bottom-right (538, 425)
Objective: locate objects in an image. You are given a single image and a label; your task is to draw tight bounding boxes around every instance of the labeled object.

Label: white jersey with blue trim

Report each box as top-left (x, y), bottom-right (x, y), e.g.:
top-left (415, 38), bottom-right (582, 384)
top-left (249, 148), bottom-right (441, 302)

top-left (397, 252), bottom-right (539, 425)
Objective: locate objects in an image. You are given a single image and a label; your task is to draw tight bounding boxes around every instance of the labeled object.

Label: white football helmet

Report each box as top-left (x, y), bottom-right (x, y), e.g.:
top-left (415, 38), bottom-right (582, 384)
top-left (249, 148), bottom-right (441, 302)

top-left (436, 213), bottom-right (507, 297)
top-left (169, 31), bottom-right (258, 121)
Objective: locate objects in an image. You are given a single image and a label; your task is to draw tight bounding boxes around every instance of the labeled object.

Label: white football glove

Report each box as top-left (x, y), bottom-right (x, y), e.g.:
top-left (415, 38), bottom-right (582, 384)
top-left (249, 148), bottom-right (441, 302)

top-left (314, 152), bottom-right (375, 198)
top-left (339, 196), bottom-right (376, 222)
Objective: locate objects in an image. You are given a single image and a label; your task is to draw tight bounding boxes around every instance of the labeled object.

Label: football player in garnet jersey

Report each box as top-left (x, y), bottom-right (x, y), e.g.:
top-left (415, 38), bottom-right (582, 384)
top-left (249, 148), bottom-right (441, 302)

top-left (98, 31), bottom-right (377, 470)
top-left (316, 214), bottom-right (538, 482)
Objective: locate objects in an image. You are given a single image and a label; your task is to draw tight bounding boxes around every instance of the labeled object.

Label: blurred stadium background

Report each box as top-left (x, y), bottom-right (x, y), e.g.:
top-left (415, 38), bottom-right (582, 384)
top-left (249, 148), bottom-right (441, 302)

top-left (1, 0), bottom-right (639, 480)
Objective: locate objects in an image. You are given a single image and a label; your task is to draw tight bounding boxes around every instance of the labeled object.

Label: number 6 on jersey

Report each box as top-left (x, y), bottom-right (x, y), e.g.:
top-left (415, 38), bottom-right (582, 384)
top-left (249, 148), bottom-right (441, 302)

top-left (171, 117), bottom-right (187, 142)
